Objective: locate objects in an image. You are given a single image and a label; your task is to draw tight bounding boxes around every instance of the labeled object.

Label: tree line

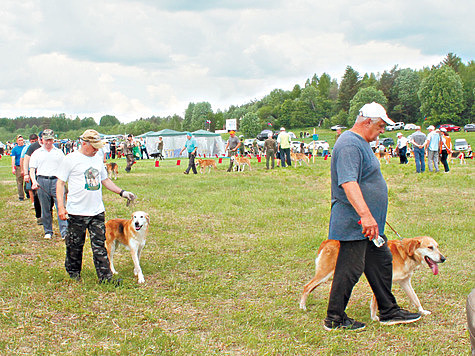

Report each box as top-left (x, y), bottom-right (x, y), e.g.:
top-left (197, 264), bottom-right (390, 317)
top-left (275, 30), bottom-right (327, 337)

top-left (0, 53), bottom-right (473, 142)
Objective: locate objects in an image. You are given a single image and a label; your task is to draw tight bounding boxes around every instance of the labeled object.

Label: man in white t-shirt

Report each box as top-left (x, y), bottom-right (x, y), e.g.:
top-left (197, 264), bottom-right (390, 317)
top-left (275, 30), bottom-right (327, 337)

top-left (396, 132), bottom-right (408, 164)
top-left (29, 129), bottom-right (68, 239)
top-left (56, 129), bottom-right (136, 284)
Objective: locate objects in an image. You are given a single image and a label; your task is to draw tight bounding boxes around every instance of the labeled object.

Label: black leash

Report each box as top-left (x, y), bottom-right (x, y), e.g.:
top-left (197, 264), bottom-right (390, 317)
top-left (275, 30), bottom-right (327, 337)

top-left (386, 221), bottom-right (404, 240)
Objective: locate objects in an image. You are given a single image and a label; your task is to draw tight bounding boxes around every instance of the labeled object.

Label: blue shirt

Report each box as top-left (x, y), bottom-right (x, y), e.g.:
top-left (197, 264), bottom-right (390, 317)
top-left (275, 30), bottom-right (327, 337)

top-left (427, 131), bottom-right (440, 151)
top-left (184, 137), bottom-right (197, 153)
top-left (328, 131), bottom-right (388, 241)
top-left (11, 145), bottom-right (25, 166)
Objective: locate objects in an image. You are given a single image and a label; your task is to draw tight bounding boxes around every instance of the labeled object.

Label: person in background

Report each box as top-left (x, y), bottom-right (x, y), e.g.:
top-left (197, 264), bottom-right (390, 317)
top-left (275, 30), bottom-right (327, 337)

top-left (20, 134), bottom-right (38, 207)
top-left (11, 135), bottom-right (25, 201)
top-left (439, 128), bottom-right (452, 173)
top-left (157, 136), bottom-right (164, 160)
top-left (277, 127), bottom-right (291, 167)
top-left (124, 134), bottom-right (135, 172)
top-left (224, 131), bottom-right (241, 172)
top-left (179, 132), bottom-right (198, 174)
top-left (110, 139), bottom-right (117, 159)
top-left (140, 138), bottom-right (149, 159)
top-left (263, 132), bottom-right (277, 169)
top-left (29, 129), bottom-right (68, 240)
top-left (324, 102), bottom-right (421, 331)
top-left (409, 126), bottom-right (426, 173)
top-left (396, 132), bottom-right (408, 164)
top-left (322, 140), bottom-right (330, 157)
top-left (425, 125), bottom-right (441, 173)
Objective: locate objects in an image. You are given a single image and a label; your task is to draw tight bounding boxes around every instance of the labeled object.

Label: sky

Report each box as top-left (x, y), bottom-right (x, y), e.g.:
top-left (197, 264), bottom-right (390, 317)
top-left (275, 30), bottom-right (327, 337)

top-left (0, 0), bottom-right (474, 123)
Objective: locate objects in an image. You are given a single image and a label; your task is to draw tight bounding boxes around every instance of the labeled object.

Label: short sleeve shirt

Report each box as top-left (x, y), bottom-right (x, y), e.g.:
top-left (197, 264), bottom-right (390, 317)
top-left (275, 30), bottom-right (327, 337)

top-left (427, 131), bottom-right (440, 151)
top-left (227, 136), bottom-right (240, 150)
top-left (185, 137), bottom-right (197, 153)
top-left (56, 151), bottom-right (108, 216)
top-left (328, 131), bottom-right (388, 241)
top-left (11, 145), bottom-right (24, 166)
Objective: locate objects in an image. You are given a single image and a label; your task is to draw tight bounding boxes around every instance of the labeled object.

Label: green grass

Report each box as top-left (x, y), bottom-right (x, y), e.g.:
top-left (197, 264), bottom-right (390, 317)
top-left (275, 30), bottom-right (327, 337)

top-left (0, 133), bottom-right (474, 354)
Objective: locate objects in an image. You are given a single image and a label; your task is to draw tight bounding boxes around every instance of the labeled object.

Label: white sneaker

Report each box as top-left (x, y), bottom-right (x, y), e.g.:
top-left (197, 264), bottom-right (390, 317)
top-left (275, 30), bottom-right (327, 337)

top-left (44, 233), bottom-right (52, 239)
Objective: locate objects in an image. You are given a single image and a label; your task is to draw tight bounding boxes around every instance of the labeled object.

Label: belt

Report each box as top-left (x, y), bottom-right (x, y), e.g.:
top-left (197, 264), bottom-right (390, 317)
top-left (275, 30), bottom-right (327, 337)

top-left (38, 175), bottom-right (57, 179)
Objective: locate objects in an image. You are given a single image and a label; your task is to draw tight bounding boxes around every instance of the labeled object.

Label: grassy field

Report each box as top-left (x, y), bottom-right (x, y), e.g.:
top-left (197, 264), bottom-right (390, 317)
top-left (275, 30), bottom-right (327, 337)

top-left (0, 132), bottom-right (474, 355)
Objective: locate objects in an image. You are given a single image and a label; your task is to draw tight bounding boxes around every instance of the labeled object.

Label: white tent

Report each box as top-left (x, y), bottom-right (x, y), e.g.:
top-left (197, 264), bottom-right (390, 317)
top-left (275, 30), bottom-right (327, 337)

top-left (142, 129), bottom-right (226, 158)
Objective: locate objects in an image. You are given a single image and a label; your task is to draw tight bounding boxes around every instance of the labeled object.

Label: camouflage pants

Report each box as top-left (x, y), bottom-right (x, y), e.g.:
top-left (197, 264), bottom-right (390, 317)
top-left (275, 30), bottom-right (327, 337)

top-left (64, 213), bottom-right (112, 281)
top-left (125, 154), bottom-right (135, 172)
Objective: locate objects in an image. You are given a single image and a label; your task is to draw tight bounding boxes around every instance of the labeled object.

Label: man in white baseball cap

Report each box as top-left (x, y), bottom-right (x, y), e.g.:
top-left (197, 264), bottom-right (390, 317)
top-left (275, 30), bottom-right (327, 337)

top-left (424, 125), bottom-right (441, 172)
top-left (323, 102), bottom-right (421, 331)
top-left (358, 102), bottom-right (395, 126)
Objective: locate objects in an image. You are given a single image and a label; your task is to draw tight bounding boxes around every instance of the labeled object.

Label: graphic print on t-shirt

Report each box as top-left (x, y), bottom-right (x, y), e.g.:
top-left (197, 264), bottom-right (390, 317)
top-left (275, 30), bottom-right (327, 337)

top-left (84, 167), bottom-right (101, 191)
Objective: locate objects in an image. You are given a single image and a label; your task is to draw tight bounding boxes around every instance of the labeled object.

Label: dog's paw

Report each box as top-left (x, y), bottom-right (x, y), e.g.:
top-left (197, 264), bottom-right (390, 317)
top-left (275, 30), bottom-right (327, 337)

top-left (371, 315), bottom-right (380, 321)
top-left (138, 274), bottom-right (145, 283)
top-left (299, 301), bottom-right (307, 311)
top-left (420, 309), bottom-right (431, 316)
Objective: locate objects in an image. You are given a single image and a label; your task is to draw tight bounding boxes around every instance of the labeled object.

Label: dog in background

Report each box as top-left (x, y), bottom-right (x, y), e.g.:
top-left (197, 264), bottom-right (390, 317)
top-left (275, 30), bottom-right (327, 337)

top-left (196, 158), bottom-right (217, 173)
top-left (299, 236), bottom-right (445, 320)
top-left (105, 211), bottom-right (150, 283)
top-left (106, 162), bottom-right (119, 180)
top-left (457, 152), bottom-right (466, 164)
top-left (231, 155), bottom-right (252, 172)
top-left (375, 150), bottom-right (391, 164)
top-left (290, 152), bottom-right (310, 166)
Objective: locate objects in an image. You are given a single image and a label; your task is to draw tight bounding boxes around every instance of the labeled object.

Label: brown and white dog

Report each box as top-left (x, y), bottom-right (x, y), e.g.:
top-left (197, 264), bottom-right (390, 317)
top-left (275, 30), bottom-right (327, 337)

top-left (196, 158), bottom-right (217, 173)
top-left (299, 236), bottom-right (446, 320)
top-left (291, 152), bottom-right (310, 166)
top-left (375, 150), bottom-right (391, 164)
top-left (231, 155), bottom-right (252, 172)
top-left (105, 211), bottom-right (150, 283)
top-left (106, 162), bottom-right (119, 180)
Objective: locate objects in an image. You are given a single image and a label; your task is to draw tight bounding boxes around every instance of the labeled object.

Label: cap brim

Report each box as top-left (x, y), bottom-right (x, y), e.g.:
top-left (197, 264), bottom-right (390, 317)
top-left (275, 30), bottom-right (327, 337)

top-left (91, 141), bottom-right (104, 149)
top-left (381, 116), bottom-right (395, 125)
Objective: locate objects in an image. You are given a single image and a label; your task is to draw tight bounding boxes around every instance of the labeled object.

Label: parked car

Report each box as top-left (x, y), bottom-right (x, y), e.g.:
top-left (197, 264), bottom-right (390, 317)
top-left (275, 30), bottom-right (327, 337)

top-left (404, 123), bottom-right (418, 130)
top-left (386, 122), bottom-right (405, 131)
top-left (305, 140), bottom-right (326, 153)
top-left (439, 124), bottom-right (461, 132)
top-left (331, 125), bottom-right (347, 131)
top-left (453, 138), bottom-right (472, 158)
top-left (464, 123), bottom-right (475, 132)
top-left (291, 141), bottom-right (304, 152)
top-left (256, 129), bottom-right (274, 141)
top-left (243, 139), bottom-right (255, 148)
top-left (381, 137), bottom-right (395, 147)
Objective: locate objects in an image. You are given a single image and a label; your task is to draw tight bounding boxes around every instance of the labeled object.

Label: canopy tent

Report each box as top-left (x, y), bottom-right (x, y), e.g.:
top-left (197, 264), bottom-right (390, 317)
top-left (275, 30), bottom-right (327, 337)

top-left (143, 129), bottom-right (225, 158)
top-left (143, 129), bottom-right (187, 158)
top-left (191, 130), bottom-right (226, 158)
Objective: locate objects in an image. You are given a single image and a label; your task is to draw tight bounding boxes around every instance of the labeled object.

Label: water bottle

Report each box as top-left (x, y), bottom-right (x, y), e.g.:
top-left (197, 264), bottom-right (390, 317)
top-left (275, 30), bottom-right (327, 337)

top-left (373, 235), bottom-right (385, 247)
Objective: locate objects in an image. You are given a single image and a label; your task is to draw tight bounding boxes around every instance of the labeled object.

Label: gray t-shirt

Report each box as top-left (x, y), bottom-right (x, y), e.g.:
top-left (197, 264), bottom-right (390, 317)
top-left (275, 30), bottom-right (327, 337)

top-left (411, 131), bottom-right (426, 146)
top-left (329, 131), bottom-right (388, 241)
top-left (227, 136), bottom-right (240, 150)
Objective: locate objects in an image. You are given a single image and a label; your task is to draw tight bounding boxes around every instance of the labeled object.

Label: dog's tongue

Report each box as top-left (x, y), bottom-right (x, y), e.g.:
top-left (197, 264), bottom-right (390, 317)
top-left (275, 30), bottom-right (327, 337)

top-left (426, 257), bottom-right (439, 275)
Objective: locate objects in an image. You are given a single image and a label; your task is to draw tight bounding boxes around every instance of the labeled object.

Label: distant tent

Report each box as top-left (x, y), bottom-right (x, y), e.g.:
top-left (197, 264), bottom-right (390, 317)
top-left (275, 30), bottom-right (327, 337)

top-left (191, 130), bottom-right (226, 157)
top-left (144, 129), bottom-right (187, 158)
top-left (143, 129), bottom-right (225, 158)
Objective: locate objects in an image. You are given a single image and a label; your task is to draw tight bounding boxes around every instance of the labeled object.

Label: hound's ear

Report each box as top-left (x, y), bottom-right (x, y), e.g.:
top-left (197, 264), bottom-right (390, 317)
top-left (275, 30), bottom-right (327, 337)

top-left (407, 239), bottom-right (421, 257)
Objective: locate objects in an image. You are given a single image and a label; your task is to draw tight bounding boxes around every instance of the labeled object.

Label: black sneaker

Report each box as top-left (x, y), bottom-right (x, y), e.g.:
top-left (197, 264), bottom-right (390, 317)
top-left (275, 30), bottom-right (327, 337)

top-left (324, 317), bottom-right (366, 331)
top-left (69, 273), bottom-right (81, 282)
top-left (379, 308), bottom-right (421, 325)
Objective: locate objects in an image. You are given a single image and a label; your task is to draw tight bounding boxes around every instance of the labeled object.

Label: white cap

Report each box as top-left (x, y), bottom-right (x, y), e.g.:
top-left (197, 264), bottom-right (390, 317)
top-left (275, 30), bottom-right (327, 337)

top-left (427, 125), bottom-right (435, 130)
top-left (440, 127), bottom-right (447, 132)
top-left (280, 127), bottom-right (285, 131)
top-left (358, 102), bottom-right (395, 125)
top-left (416, 126), bottom-right (421, 130)
top-left (397, 132), bottom-right (403, 136)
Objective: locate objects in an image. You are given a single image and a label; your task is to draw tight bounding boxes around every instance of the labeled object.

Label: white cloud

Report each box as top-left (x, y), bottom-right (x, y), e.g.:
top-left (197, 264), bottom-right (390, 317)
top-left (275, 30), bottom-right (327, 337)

top-left (0, 0), bottom-right (472, 123)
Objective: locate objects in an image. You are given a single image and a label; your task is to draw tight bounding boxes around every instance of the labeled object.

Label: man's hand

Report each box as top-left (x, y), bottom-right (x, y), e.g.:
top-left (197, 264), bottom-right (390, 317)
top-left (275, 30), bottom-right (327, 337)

top-left (121, 191), bottom-right (136, 206)
top-left (359, 216), bottom-right (379, 240)
top-left (58, 206), bottom-right (69, 220)
top-left (31, 182), bottom-right (39, 190)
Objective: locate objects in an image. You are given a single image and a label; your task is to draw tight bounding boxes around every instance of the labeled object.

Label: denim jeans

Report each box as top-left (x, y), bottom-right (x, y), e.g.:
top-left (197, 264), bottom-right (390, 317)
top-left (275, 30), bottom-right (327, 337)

top-left (326, 237), bottom-right (399, 321)
top-left (413, 146), bottom-right (425, 173)
top-left (427, 150), bottom-right (439, 172)
top-left (37, 176), bottom-right (68, 238)
top-left (280, 148), bottom-right (291, 167)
